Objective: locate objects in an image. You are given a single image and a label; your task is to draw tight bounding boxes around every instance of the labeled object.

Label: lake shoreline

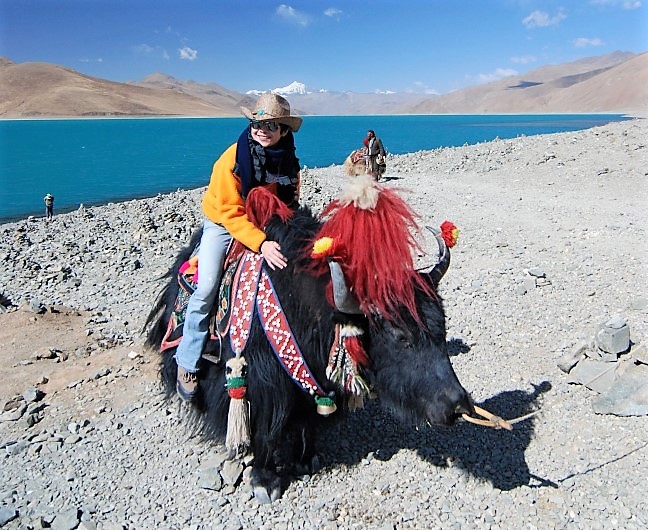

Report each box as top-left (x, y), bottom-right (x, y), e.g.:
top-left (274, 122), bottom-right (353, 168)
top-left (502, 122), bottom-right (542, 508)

top-left (2, 113), bottom-right (637, 221)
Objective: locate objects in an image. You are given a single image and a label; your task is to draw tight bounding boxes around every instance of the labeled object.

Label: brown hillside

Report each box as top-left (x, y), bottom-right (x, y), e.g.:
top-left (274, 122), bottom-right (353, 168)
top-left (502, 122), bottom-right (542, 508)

top-left (409, 52), bottom-right (648, 114)
top-left (545, 53), bottom-right (648, 113)
top-left (134, 72), bottom-right (247, 112)
top-left (0, 60), bottom-right (236, 117)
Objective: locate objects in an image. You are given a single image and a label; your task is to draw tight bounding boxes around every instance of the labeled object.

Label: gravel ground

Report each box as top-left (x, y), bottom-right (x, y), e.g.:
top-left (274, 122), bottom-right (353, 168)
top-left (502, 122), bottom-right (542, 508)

top-left (1, 118), bottom-right (647, 529)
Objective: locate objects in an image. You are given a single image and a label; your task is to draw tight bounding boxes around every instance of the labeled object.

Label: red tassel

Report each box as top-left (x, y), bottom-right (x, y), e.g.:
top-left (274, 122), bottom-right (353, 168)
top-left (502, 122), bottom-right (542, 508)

top-left (344, 336), bottom-right (369, 367)
top-left (245, 186), bottom-right (294, 228)
top-left (228, 387), bottom-right (247, 400)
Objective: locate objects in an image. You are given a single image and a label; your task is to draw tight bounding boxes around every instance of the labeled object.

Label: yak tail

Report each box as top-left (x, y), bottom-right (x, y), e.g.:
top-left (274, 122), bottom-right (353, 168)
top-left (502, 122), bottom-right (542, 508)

top-left (143, 275), bottom-right (176, 351)
top-left (143, 226), bottom-right (203, 350)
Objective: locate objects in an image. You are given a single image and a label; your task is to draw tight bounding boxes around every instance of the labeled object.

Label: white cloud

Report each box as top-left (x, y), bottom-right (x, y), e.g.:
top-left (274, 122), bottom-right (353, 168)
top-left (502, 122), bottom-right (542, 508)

top-left (324, 7), bottom-right (343, 18)
top-left (511, 55), bottom-right (537, 65)
top-left (134, 44), bottom-right (170, 60)
top-left (179, 47), bottom-right (198, 61)
top-left (478, 68), bottom-right (518, 83)
top-left (413, 81), bottom-right (439, 95)
top-left (80, 58), bottom-right (103, 63)
top-left (277, 4), bottom-right (311, 27)
top-left (522, 9), bottom-right (567, 28)
top-left (591, 0), bottom-right (642, 8)
top-left (134, 44), bottom-right (155, 55)
top-left (573, 37), bottom-right (604, 47)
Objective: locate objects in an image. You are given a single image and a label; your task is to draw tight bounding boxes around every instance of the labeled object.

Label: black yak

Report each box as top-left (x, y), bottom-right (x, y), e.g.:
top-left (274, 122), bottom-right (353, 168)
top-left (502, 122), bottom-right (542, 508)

top-left (146, 175), bottom-right (473, 503)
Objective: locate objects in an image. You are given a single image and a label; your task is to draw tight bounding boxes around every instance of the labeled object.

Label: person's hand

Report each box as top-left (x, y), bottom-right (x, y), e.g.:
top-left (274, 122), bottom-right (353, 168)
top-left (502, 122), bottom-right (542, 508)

top-left (260, 240), bottom-right (287, 270)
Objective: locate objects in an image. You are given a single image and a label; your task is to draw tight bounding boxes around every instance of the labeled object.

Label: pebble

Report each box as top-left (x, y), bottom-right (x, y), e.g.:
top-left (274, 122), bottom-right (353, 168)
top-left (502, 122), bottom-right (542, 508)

top-left (0, 120), bottom-right (647, 529)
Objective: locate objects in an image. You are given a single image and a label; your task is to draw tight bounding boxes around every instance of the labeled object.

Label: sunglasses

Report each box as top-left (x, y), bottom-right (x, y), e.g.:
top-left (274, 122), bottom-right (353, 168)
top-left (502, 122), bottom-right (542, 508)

top-left (250, 120), bottom-right (280, 132)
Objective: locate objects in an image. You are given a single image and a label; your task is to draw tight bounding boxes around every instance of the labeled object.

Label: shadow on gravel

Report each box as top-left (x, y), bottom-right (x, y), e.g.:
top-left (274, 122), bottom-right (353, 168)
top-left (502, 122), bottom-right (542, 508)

top-left (316, 380), bottom-right (554, 491)
top-left (447, 337), bottom-right (471, 357)
top-left (380, 175), bottom-right (402, 182)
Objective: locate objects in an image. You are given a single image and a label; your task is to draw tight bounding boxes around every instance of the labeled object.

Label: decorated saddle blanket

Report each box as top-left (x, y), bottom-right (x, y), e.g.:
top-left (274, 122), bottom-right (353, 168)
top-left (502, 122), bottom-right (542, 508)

top-left (351, 148), bottom-right (368, 164)
top-left (159, 244), bottom-right (243, 356)
top-left (160, 242), bottom-right (371, 410)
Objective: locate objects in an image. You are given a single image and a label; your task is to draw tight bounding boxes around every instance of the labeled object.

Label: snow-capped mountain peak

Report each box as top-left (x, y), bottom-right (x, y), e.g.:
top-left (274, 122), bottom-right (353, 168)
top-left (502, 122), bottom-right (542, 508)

top-left (273, 81), bottom-right (307, 95)
top-left (245, 81), bottom-right (309, 96)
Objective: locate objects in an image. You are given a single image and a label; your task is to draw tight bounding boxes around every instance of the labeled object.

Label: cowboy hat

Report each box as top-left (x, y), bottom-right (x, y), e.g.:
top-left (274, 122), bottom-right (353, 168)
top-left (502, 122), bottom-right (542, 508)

top-left (241, 93), bottom-right (303, 132)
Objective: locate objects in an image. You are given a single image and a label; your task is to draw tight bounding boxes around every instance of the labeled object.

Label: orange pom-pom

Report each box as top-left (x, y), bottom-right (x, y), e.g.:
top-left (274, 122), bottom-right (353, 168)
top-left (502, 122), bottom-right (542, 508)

top-left (311, 237), bottom-right (336, 258)
top-left (440, 221), bottom-right (460, 248)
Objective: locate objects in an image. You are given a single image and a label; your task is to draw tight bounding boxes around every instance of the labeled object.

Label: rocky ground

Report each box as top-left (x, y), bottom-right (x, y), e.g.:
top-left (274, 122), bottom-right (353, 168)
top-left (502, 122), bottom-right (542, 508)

top-left (0, 118), bottom-right (647, 529)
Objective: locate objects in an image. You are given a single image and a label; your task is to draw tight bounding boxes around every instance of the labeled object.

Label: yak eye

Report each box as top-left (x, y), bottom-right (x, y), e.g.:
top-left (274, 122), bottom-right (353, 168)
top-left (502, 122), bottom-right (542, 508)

top-left (392, 329), bottom-right (412, 347)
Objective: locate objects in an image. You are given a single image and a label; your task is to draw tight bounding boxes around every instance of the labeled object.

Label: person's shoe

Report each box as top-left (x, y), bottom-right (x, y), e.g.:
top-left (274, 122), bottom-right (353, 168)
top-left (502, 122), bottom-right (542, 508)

top-left (176, 366), bottom-right (198, 401)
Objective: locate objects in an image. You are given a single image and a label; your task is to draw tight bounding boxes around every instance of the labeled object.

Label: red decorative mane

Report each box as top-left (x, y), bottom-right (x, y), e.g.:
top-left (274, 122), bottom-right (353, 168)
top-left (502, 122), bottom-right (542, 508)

top-left (313, 175), bottom-right (433, 323)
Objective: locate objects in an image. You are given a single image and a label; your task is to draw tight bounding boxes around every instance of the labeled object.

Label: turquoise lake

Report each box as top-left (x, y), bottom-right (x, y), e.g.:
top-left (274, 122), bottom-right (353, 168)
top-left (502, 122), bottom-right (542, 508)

top-left (0, 114), bottom-right (630, 221)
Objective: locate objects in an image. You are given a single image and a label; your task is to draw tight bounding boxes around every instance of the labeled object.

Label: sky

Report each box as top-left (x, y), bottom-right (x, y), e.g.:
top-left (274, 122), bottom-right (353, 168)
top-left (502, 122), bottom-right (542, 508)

top-left (1, 0), bottom-right (647, 95)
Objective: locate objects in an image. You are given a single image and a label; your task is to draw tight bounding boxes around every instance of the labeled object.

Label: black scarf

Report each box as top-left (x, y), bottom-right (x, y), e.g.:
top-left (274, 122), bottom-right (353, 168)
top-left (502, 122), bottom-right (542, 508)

top-left (234, 127), bottom-right (300, 205)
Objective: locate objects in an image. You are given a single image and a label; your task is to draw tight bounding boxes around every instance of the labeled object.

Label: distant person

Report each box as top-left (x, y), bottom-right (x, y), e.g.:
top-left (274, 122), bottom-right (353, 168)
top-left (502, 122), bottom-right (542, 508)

top-left (44, 193), bottom-right (54, 220)
top-left (175, 93), bottom-right (303, 401)
top-left (366, 130), bottom-right (386, 180)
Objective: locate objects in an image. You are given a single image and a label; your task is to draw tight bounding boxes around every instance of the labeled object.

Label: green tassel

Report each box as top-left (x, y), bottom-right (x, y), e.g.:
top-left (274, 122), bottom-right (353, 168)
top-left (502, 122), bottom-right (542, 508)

top-left (226, 376), bottom-right (246, 390)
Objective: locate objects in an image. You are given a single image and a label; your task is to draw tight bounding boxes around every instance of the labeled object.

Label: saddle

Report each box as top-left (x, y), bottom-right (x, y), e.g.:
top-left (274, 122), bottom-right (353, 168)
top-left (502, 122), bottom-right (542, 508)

top-left (160, 242), bottom-right (244, 360)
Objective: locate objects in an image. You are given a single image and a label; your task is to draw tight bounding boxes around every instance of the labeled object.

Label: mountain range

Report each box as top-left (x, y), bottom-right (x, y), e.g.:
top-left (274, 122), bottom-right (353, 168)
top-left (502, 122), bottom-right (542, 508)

top-left (1, 51), bottom-right (646, 118)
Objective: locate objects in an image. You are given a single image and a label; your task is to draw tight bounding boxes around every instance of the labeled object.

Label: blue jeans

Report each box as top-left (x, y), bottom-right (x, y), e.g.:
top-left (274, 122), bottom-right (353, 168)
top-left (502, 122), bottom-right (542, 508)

top-left (175, 219), bottom-right (232, 373)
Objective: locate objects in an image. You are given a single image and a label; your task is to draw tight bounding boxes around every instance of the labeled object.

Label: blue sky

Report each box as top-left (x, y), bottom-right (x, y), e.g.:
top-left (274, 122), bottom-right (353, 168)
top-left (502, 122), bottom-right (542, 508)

top-left (1, 0), bottom-right (646, 94)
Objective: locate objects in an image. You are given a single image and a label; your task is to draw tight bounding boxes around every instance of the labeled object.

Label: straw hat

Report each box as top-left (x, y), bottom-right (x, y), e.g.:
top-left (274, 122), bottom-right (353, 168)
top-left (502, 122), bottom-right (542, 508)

top-left (241, 93), bottom-right (303, 132)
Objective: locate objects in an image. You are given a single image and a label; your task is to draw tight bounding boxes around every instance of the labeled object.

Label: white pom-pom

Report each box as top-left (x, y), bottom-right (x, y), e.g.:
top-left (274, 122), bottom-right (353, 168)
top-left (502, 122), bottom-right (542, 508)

top-left (338, 174), bottom-right (380, 210)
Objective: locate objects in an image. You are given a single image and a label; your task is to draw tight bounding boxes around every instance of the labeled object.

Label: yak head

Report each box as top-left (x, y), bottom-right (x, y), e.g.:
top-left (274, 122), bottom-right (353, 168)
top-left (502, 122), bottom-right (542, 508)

top-left (364, 287), bottom-right (473, 427)
top-left (313, 175), bottom-right (472, 426)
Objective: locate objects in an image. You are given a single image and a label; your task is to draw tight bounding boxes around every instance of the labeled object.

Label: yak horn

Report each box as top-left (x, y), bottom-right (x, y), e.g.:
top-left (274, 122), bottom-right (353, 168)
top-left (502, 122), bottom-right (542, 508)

top-left (328, 259), bottom-right (363, 314)
top-left (423, 225), bottom-right (451, 285)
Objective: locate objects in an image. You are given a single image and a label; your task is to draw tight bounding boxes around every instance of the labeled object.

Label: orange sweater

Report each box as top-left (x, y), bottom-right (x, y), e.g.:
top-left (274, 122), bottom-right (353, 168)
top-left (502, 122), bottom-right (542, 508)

top-left (201, 143), bottom-right (300, 252)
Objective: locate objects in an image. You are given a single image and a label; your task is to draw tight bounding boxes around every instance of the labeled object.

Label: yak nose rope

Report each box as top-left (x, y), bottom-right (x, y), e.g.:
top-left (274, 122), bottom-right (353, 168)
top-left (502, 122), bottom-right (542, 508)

top-left (461, 404), bottom-right (541, 430)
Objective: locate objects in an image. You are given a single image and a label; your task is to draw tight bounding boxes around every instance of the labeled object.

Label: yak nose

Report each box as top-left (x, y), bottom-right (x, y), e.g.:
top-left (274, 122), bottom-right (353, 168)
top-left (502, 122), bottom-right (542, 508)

top-left (454, 393), bottom-right (474, 416)
top-left (429, 390), bottom-right (474, 426)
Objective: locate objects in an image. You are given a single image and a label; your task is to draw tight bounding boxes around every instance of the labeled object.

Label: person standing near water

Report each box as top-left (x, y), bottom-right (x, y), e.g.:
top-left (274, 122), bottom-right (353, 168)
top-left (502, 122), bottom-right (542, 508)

top-left (365, 130), bottom-right (386, 180)
top-left (44, 193), bottom-right (54, 220)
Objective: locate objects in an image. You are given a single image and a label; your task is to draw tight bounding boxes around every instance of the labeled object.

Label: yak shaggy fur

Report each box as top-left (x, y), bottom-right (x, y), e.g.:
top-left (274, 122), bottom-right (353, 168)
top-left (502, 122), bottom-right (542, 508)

top-left (146, 183), bottom-right (471, 502)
